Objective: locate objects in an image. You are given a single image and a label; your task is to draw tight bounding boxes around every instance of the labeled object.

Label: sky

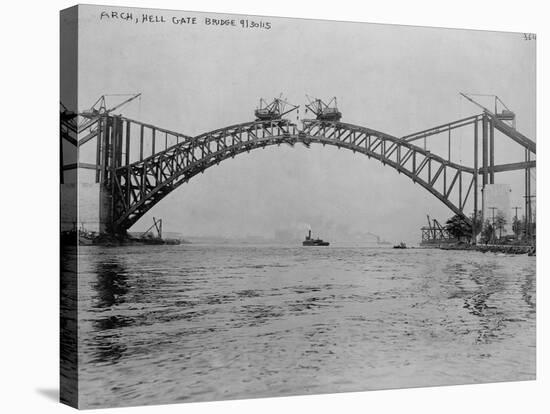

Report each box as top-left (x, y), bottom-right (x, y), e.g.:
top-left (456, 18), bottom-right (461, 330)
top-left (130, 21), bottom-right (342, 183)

top-left (76, 5), bottom-right (536, 243)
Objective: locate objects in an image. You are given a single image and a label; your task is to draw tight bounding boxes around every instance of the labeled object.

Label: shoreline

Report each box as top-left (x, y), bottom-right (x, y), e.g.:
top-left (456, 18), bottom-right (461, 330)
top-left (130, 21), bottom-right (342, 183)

top-left (434, 243), bottom-right (535, 255)
top-left (61, 230), bottom-right (188, 246)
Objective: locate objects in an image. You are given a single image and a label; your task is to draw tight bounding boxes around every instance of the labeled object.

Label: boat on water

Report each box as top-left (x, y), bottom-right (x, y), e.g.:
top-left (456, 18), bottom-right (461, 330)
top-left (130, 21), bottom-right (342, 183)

top-left (393, 242), bottom-right (407, 249)
top-left (303, 230), bottom-right (330, 246)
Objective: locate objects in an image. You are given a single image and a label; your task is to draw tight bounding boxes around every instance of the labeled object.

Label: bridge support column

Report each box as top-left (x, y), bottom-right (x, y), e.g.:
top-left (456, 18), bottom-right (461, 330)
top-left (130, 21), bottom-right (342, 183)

top-left (524, 148), bottom-right (532, 242)
top-left (98, 116), bottom-right (112, 234)
top-left (472, 118), bottom-right (479, 245)
top-left (482, 114), bottom-right (489, 186)
top-left (96, 115), bottom-right (125, 235)
top-left (99, 183), bottom-right (114, 233)
top-left (489, 118), bottom-right (495, 184)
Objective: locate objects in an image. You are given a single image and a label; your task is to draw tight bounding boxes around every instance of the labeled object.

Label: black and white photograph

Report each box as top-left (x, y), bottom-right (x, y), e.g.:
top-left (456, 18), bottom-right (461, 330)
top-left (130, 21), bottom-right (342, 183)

top-left (57, 3), bottom-right (539, 409)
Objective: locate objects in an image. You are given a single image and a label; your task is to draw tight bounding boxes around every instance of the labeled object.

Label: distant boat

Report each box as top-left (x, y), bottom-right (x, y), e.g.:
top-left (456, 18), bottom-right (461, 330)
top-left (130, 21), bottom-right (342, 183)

top-left (303, 230), bottom-right (330, 246)
top-left (393, 242), bottom-right (407, 249)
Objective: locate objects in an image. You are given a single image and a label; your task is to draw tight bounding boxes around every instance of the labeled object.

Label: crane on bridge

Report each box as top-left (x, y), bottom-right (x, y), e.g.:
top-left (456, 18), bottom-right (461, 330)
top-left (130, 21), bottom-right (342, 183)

top-left (305, 96), bottom-right (342, 122)
top-left (254, 95), bottom-right (299, 121)
top-left (460, 92), bottom-right (516, 127)
top-left (79, 93), bottom-right (142, 130)
top-left (81, 93), bottom-right (142, 118)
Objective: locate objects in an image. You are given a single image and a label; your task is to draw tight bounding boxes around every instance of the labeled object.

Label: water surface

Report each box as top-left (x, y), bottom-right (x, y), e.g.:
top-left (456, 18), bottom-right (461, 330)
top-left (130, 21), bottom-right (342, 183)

top-left (76, 245), bottom-right (536, 408)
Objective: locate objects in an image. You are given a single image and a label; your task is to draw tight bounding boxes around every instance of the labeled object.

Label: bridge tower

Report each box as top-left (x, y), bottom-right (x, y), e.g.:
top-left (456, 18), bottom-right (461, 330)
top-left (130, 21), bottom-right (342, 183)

top-left (61, 94), bottom-right (145, 235)
top-left (460, 93), bottom-right (536, 244)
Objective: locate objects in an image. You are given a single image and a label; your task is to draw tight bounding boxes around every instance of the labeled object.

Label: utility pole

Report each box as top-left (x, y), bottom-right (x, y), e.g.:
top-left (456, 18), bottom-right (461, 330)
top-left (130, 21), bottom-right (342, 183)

top-left (512, 206), bottom-right (522, 239)
top-left (488, 207), bottom-right (498, 244)
top-left (523, 194), bottom-right (536, 244)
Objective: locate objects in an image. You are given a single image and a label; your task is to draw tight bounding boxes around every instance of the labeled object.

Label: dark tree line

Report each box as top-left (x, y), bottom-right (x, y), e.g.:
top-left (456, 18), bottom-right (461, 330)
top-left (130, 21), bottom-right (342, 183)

top-left (443, 210), bottom-right (535, 244)
top-left (445, 211), bottom-right (481, 242)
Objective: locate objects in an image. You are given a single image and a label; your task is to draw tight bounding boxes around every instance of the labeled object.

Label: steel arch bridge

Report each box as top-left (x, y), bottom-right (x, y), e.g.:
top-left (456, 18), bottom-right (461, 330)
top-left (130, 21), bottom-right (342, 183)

top-left (108, 118), bottom-right (478, 232)
top-left (61, 101), bottom-right (536, 239)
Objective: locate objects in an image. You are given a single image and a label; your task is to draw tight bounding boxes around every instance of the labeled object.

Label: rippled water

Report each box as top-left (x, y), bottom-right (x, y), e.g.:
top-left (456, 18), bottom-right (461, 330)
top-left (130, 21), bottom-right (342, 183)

top-left (76, 244), bottom-right (535, 408)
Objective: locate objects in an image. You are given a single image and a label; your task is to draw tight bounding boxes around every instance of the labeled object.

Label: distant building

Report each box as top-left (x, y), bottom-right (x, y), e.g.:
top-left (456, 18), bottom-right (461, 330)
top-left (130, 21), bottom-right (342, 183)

top-left (482, 184), bottom-right (512, 235)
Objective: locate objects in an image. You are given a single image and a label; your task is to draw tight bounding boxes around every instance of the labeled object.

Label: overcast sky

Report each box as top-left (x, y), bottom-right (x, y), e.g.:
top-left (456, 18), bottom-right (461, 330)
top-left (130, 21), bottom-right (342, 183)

top-left (76, 5), bottom-right (536, 243)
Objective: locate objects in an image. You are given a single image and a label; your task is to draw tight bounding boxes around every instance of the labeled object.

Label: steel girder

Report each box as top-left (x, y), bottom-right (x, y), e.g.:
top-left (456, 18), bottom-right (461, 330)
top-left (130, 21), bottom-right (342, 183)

top-left (109, 118), bottom-right (478, 232)
top-left (111, 120), bottom-right (300, 230)
top-left (299, 120), bottom-right (476, 222)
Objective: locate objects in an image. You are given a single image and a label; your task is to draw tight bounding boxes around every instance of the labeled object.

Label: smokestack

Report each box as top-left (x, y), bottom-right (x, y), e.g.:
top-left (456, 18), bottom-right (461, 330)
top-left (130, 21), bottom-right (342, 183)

top-left (308, 229), bottom-right (311, 239)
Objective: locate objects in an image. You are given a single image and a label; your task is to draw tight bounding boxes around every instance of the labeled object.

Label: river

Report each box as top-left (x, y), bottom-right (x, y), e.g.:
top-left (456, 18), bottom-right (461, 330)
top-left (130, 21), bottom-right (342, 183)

top-left (74, 244), bottom-right (535, 408)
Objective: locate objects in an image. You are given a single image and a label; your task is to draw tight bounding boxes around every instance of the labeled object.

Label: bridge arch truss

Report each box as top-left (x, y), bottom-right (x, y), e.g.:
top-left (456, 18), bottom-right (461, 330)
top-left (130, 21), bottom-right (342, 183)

top-left (106, 117), bottom-right (480, 232)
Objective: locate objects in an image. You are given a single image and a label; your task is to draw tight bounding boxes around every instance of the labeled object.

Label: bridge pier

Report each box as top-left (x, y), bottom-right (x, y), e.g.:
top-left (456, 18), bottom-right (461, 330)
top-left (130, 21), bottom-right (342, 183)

top-left (98, 182), bottom-right (115, 234)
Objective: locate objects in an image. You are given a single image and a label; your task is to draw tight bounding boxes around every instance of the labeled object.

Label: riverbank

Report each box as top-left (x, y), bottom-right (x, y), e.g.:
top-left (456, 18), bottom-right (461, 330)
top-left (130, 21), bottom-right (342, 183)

top-left (436, 243), bottom-right (535, 255)
top-left (61, 230), bottom-right (189, 246)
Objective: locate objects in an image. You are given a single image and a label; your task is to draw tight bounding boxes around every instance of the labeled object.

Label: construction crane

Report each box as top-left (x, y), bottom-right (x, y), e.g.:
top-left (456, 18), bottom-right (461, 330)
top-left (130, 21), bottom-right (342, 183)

top-left (81, 93), bottom-right (142, 118)
top-left (79, 93), bottom-right (141, 130)
top-left (140, 217), bottom-right (163, 239)
top-left (305, 95), bottom-right (342, 121)
top-left (459, 93), bottom-right (516, 127)
top-left (460, 92), bottom-right (535, 153)
top-left (254, 95), bottom-right (299, 121)
top-left (420, 215), bottom-right (451, 245)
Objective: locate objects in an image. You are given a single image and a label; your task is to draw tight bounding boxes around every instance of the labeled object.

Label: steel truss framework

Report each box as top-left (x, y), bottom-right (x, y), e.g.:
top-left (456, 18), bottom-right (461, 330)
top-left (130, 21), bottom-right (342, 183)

top-left (61, 110), bottom-right (536, 237)
top-left (109, 118), bottom-right (480, 232)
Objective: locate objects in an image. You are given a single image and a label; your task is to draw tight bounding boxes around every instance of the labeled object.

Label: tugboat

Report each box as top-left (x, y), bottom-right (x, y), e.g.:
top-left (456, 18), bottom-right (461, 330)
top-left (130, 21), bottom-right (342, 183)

top-left (303, 230), bottom-right (330, 246)
top-left (393, 242), bottom-right (407, 249)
